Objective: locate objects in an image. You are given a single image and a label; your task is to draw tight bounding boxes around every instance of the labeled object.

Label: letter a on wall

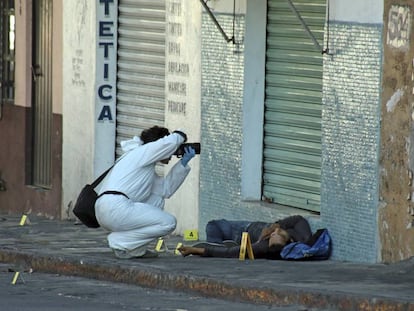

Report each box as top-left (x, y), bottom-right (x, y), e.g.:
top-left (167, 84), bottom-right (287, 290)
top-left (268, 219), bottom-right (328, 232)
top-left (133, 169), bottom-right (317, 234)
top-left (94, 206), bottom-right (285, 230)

top-left (98, 105), bottom-right (113, 121)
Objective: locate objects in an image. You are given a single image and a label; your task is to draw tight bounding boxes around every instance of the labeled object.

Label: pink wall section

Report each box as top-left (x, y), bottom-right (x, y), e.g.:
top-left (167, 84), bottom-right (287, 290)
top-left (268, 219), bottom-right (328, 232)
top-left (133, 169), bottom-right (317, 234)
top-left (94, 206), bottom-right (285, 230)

top-left (0, 105), bottom-right (62, 218)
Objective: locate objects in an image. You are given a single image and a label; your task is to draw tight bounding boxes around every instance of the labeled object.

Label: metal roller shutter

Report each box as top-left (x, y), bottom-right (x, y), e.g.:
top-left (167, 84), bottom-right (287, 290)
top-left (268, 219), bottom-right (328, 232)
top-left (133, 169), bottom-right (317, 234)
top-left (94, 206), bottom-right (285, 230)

top-left (263, 0), bottom-right (325, 212)
top-left (116, 0), bottom-right (166, 157)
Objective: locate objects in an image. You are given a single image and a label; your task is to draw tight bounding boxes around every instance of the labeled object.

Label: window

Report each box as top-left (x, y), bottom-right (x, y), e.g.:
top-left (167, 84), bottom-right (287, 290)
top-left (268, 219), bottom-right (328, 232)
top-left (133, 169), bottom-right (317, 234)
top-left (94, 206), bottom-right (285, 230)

top-left (0, 0), bottom-right (15, 111)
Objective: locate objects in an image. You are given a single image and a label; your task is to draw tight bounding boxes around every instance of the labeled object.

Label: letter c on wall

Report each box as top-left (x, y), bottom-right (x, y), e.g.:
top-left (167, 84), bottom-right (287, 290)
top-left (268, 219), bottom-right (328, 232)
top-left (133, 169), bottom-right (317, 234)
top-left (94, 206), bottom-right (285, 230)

top-left (98, 84), bottom-right (112, 100)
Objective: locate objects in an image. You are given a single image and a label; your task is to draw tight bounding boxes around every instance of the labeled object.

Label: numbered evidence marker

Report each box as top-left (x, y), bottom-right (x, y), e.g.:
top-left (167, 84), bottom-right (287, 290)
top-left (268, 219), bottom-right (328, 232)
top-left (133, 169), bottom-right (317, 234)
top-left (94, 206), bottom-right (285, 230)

top-left (239, 232), bottom-right (254, 260)
top-left (183, 229), bottom-right (198, 241)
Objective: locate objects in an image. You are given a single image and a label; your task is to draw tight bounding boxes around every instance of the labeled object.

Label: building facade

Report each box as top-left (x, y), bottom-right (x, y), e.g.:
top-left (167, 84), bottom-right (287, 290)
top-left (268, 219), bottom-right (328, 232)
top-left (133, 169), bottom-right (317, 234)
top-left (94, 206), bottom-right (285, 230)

top-left (1, 0), bottom-right (413, 263)
top-left (0, 0), bottom-right (63, 218)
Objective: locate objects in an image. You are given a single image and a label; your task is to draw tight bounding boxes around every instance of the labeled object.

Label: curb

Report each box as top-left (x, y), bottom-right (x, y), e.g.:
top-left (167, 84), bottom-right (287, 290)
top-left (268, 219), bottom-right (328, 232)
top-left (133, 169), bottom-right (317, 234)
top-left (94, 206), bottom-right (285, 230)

top-left (1, 249), bottom-right (413, 311)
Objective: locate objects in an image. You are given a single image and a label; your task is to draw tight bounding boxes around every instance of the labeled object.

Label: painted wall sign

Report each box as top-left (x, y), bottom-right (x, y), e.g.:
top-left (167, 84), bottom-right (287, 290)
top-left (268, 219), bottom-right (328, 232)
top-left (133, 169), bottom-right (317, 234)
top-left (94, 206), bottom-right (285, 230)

top-left (164, 0), bottom-right (201, 233)
top-left (94, 0), bottom-right (118, 173)
top-left (72, 49), bottom-right (85, 87)
top-left (387, 5), bottom-right (411, 49)
top-left (166, 0), bottom-right (189, 116)
top-left (96, 0), bottom-right (117, 122)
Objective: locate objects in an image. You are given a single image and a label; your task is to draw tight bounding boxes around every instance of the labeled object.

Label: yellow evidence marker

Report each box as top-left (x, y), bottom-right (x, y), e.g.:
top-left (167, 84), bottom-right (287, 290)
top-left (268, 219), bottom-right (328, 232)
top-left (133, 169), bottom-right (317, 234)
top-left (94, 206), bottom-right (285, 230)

top-left (11, 272), bottom-right (24, 285)
top-left (239, 232), bottom-right (254, 260)
top-left (155, 238), bottom-right (166, 252)
top-left (183, 229), bottom-right (198, 241)
top-left (19, 214), bottom-right (28, 226)
top-left (174, 242), bottom-right (183, 255)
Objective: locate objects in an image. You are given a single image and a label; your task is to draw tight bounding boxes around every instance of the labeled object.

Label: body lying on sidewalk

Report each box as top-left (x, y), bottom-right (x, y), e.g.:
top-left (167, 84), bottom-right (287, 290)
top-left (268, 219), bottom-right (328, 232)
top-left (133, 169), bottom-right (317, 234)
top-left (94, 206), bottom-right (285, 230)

top-left (178, 215), bottom-right (321, 260)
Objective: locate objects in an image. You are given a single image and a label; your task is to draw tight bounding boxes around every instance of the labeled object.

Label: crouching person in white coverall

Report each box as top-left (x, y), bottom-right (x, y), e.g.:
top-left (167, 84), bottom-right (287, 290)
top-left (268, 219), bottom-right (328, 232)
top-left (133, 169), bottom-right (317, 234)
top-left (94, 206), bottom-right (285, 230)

top-left (95, 126), bottom-right (195, 259)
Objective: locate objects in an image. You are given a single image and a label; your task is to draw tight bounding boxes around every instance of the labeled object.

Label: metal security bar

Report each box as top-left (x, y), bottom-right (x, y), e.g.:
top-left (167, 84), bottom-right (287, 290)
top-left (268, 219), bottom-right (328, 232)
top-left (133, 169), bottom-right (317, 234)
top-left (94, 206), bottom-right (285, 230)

top-left (32, 0), bottom-right (53, 188)
top-left (286, 0), bottom-right (322, 52)
top-left (0, 0), bottom-right (15, 118)
top-left (286, 0), bottom-right (332, 55)
top-left (199, 0), bottom-right (235, 43)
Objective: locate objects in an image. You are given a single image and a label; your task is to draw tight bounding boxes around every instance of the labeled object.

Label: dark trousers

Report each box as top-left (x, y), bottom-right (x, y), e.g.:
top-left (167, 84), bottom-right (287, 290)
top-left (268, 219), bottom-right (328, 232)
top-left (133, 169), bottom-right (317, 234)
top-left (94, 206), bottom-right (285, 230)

top-left (205, 219), bottom-right (251, 244)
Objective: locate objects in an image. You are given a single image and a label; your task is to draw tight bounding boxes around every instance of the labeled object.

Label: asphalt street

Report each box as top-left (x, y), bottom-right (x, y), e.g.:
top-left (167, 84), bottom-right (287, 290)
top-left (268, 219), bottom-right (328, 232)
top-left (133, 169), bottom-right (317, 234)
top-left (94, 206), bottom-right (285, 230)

top-left (1, 214), bottom-right (414, 311)
top-left (0, 263), bottom-right (327, 311)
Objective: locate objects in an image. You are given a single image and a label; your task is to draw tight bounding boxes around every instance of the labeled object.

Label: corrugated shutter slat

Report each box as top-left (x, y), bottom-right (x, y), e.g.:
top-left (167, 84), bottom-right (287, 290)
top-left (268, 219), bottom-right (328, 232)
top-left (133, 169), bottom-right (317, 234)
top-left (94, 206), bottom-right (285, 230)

top-left (116, 0), bottom-right (166, 157)
top-left (264, 0), bottom-right (325, 211)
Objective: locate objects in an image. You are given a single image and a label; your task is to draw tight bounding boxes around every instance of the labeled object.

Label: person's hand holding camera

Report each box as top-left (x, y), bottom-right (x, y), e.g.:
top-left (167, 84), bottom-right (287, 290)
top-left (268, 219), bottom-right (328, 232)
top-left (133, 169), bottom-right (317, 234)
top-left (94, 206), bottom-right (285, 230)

top-left (181, 146), bottom-right (196, 167)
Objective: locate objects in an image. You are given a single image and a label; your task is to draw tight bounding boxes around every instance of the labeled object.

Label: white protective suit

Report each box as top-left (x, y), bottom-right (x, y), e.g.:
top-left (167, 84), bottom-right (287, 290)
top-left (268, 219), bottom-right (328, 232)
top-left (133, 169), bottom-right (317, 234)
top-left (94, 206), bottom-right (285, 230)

top-left (95, 132), bottom-right (190, 252)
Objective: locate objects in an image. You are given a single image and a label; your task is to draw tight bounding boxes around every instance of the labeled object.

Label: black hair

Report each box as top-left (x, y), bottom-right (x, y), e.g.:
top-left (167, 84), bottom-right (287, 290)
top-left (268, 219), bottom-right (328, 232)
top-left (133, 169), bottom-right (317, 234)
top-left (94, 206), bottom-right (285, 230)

top-left (140, 126), bottom-right (170, 144)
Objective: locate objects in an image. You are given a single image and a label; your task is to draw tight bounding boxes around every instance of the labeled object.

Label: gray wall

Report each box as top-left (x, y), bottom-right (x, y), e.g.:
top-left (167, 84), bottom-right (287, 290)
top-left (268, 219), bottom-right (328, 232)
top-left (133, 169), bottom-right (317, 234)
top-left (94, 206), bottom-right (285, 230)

top-left (199, 11), bottom-right (316, 240)
top-left (199, 10), bottom-right (384, 263)
top-left (200, 13), bottom-right (246, 234)
top-left (321, 22), bottom-right (383, 262)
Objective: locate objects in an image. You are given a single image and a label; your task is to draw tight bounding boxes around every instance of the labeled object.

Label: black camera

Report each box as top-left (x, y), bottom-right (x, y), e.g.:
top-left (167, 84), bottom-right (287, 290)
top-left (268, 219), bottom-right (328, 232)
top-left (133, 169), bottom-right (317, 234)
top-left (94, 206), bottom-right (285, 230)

top-left (174, 143), bottom-right (201, 157)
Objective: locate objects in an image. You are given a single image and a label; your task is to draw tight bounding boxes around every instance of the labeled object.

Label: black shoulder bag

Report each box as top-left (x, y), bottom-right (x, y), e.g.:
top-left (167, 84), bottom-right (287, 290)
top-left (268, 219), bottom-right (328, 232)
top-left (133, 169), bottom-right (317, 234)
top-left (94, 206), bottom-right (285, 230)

top-left (73, 166), bottom-right (128, 228)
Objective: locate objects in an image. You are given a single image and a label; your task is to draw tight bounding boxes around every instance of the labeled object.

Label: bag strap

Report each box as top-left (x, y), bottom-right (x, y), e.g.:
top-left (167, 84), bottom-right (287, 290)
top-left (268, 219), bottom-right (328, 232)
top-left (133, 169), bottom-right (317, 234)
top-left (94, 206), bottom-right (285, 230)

top-left (97, 190), bottom-right (129, 199)
top-left (90, 165), bottom-right (114, 188)
top-left (90, 149), bottom-right (129, 188)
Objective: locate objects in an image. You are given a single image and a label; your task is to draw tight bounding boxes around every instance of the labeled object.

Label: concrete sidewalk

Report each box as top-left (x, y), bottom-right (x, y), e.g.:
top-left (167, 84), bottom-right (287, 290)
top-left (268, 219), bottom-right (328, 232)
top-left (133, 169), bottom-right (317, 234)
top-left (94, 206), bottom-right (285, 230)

top-left (0, 214), bottom-right (413, 310)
